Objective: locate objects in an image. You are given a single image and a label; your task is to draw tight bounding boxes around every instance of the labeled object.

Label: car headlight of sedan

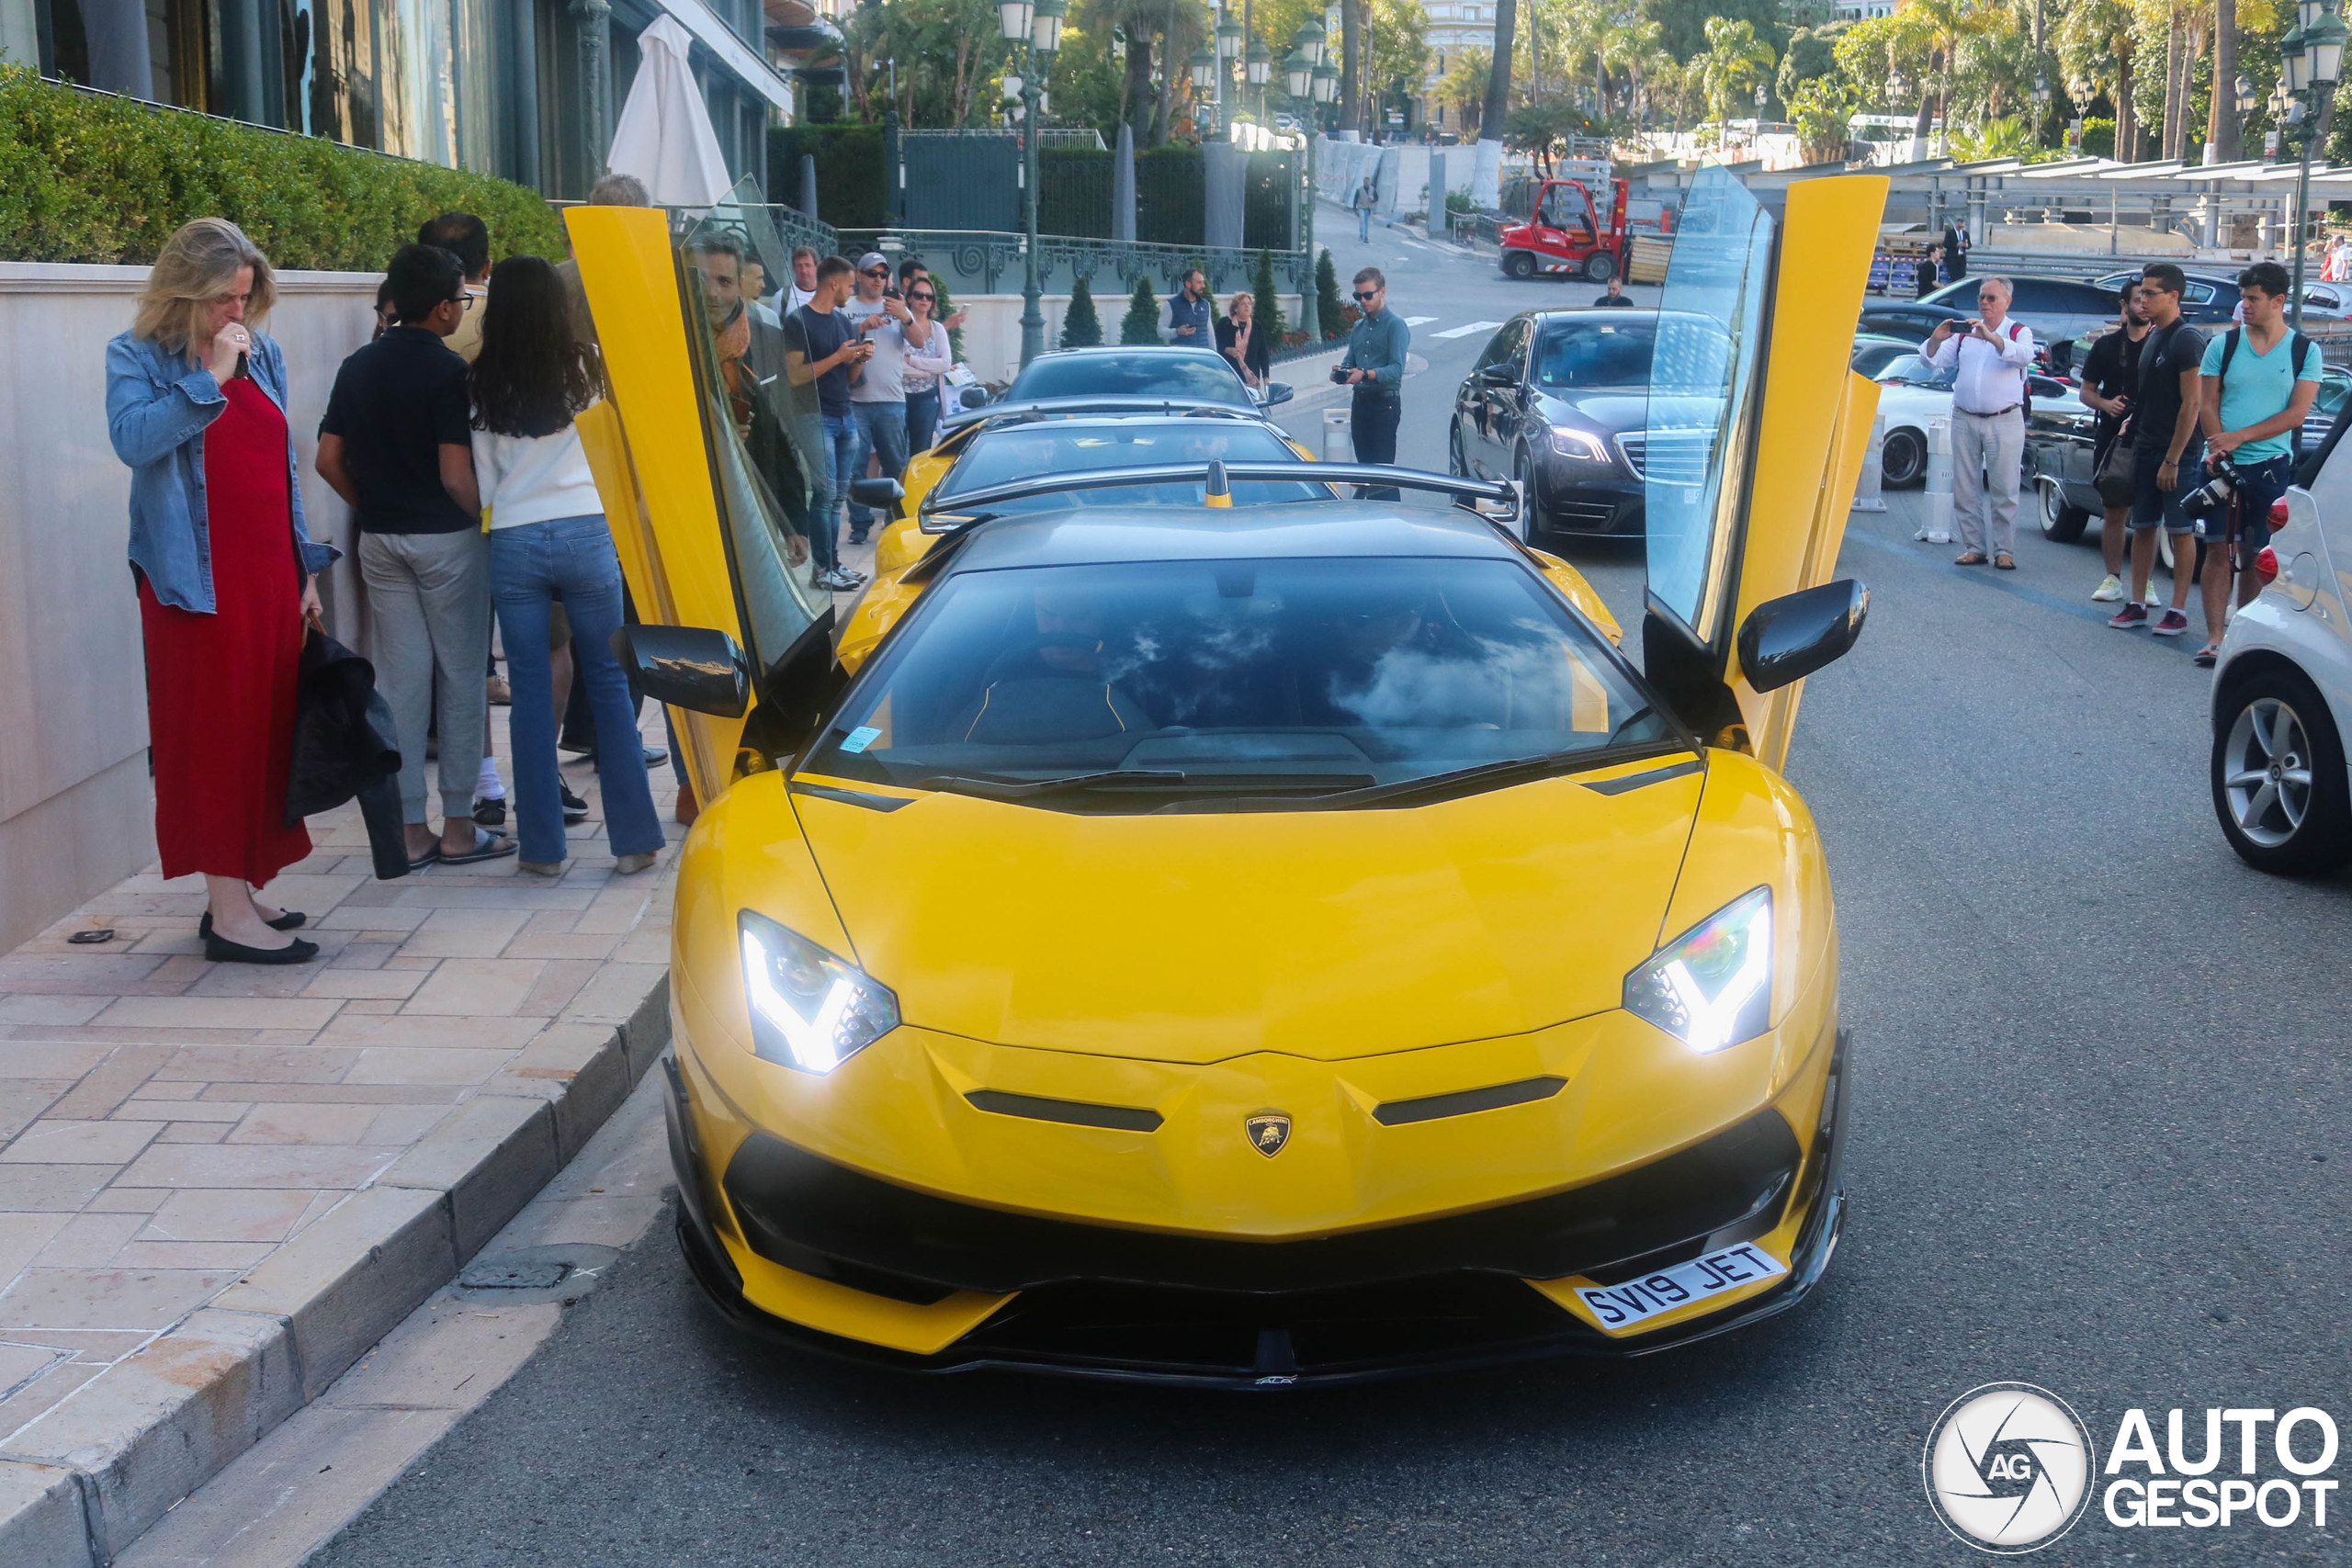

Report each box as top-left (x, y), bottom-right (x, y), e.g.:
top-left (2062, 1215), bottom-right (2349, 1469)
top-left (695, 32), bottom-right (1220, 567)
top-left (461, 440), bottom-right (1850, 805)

top-left (1623, 887), bottom-right (1772, 1053)
top-left (739, 909), bottom-right (899, 1073)
top-left (1550, 426), bottom-right (1608, 462)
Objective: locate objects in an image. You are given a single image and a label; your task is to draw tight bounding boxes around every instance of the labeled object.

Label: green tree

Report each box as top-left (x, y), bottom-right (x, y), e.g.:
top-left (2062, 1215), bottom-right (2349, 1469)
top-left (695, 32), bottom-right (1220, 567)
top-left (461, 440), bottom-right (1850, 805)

top-left (1776, 28), bottom-right (1838, 107)
top-left (1639, 0), bottom-right (1783, 71)
top-left (1251, 249), bottom-right (1286, 347)
top-left (1120, 275), bottom-right (1162, 344)
top-left (1785, 76), bottom-right (1857, 164)
top-left (933, 276), bottom-right (967, 361)
top-left (1061, 272), bottom-right (1103, 347)
top-left (1695, 17), bottom-right (1777, 123)
top-left (1314, 248), bottom-right (1346, 340)
top-left (2055, 0), bottom-right (2140, 159)
top-left (1439, 46), bottom-right (1491, 137)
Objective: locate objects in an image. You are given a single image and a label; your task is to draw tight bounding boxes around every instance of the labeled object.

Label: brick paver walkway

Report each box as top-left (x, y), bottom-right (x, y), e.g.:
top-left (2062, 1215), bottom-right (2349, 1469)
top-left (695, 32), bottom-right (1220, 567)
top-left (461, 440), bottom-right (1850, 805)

top-left (0, 699), bottom-right (680, 1446)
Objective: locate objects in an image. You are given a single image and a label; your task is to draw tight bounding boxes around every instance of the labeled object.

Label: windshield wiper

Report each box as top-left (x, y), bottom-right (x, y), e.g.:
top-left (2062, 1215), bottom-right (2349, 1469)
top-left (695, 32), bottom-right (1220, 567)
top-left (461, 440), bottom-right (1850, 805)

top-left (1287, 733), bottom-right (1693, 811)
top-left (914, 769), bottom-right (1188, 799)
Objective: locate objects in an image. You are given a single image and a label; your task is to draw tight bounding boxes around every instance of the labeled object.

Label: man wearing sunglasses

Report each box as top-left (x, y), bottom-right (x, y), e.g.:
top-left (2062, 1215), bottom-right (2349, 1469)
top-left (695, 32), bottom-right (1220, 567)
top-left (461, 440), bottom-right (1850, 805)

top-left (1338, 267), bottom-right (1408, 500)
top-left (842, 253), bottom-right (916, 547)
top-left (1923, 276), bottom-right (2035, 570)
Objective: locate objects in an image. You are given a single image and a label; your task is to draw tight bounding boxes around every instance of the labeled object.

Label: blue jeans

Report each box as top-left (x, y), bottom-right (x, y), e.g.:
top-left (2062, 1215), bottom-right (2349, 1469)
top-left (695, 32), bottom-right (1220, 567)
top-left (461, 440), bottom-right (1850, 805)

top-left (906, 388), bottom-right (941, 457)
top-left (1358, 205), bottom-right (1372, 242)
top-left (849, 400), bottom-right (910, 536)
top-left (814, 411), bottom-right (854, 572)
top-left (488, 515), bottom-right (663, 867)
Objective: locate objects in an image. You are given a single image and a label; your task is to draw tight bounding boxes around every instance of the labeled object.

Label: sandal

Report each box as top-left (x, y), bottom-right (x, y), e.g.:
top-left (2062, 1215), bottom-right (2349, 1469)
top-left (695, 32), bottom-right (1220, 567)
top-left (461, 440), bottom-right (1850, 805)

top-left (1954, 550), bottom-right (1989, 566)
top-left (2193, 643), bottom-right (2222, 668)
top-left (404, 843), bottom-right (442, 873)
top-left (439, 826), bottom-right (519, 866)
top-left (1993, 552), bottom-right (2016, 570)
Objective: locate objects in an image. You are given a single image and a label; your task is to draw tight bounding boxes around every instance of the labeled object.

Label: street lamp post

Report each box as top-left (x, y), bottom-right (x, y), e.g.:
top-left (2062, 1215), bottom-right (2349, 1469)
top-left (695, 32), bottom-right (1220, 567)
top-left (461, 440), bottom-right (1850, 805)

top-left (1000, 0), bottom-right (1062, 367)
top-left (1246, 35), bottom-right (1272, 121)
top-left (2284, 0), bottom-right (2345, 329)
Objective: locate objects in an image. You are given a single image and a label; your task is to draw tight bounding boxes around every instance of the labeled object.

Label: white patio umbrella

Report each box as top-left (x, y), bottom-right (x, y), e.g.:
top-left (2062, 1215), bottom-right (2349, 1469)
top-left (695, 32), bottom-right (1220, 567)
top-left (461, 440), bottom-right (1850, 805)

top-left (605, 15), bottom-right (733, 208)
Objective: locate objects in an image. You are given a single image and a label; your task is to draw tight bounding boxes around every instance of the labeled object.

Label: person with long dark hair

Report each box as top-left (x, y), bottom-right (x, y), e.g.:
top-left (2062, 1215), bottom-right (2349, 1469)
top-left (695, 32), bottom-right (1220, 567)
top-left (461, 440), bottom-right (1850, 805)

top-left (106, 218), bottom-right (339, 963)
top-left (468, 255), bottom-right (662, 877)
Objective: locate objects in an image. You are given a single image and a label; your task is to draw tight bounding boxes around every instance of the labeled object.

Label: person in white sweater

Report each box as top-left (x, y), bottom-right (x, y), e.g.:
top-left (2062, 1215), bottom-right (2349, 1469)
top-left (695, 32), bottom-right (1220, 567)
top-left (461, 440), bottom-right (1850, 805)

top-left (468, 255), bottom-right (663, 877)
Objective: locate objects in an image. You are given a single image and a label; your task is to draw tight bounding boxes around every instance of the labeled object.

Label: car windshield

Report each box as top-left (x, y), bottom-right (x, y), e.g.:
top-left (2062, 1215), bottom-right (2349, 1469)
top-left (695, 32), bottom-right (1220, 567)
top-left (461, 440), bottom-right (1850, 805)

top-left (1878, 354), bottom-right (1954, 388)
top-left (931, 423), bottom-right (1325, 514)
top-left (803, 556), bottom-right (1672, 810)
top-left (1006, 352), bottom-right (1255, 407)
top-left (1532, 318), bottom-right (1656, 389)
top-left (1851, 343), bottom-right (1909, 378)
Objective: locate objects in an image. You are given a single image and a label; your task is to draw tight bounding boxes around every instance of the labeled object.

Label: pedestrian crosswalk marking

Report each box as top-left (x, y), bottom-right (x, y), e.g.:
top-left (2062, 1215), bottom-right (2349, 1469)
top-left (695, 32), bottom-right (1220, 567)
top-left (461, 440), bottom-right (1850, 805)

top-left (1403, 316), bottom-right (1439, 325)
top-left (1431, 320), bottom-right (1504, 339)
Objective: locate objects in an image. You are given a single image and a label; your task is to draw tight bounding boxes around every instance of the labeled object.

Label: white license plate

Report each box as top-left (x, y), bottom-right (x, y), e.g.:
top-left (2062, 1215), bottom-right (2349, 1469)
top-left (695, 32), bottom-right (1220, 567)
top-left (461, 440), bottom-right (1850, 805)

top-left (1575, 1242), bottom-right (1789, 1332)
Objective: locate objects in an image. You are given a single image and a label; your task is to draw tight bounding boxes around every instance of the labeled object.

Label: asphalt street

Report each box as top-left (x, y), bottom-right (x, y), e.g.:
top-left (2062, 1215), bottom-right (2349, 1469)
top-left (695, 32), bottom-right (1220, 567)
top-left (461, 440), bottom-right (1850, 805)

top-left (305, 217), bottom-right (2352, 1568)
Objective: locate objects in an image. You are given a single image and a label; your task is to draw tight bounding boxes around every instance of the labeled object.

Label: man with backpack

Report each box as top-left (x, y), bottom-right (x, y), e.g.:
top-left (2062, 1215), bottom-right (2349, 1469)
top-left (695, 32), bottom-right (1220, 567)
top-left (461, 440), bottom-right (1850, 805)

top-left (1924, 275), bottom-right (2036, 569)
top-left (2107, 263), bottom-right (2208, 637)
top-left (2192, 261), bottom-right (2324, 666)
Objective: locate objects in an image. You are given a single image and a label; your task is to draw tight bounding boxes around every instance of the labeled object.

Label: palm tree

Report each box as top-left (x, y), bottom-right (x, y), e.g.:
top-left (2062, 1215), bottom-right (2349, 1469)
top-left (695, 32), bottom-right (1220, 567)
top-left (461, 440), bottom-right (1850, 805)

top-left (1481, 0), bottom-right (1518, 149)
top-left (1696, 17), bottom-right (1775, 126)
top-left (2054, 0), bottom-right (2135, 160)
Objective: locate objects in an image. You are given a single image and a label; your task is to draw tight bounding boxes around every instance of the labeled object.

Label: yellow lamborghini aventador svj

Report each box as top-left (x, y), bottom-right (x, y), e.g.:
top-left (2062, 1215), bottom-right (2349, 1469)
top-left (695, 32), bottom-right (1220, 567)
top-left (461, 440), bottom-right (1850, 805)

top-left (570, 164), bottom-right (1887, 1385)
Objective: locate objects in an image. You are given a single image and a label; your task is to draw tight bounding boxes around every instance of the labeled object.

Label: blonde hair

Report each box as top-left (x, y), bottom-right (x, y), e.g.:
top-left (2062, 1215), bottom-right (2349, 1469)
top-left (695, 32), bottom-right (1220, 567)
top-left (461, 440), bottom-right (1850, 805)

top-left (1228, 289), bottom-right (1254, 317)
top-left (134, 218), bottom-right (276, 355)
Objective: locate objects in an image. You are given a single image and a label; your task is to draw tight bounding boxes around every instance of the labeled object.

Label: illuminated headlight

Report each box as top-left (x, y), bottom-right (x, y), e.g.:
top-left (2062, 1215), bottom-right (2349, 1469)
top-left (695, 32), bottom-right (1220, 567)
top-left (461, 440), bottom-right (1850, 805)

top-left (738, 910), bottom-right (899, 1073)
top-left (1550, 426), bottom-right (1607, 461)
top-left (1623, 887), bottom-right (1772, 1053)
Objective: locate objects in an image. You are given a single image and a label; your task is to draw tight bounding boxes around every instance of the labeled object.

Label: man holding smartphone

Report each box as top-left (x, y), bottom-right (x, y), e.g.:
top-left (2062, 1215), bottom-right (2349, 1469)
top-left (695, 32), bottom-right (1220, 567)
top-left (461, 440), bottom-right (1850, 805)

top-left (784, 255), bottom-right (874, 592)
top-left (1923, 276), bottom-right (2035, 569)
top-left (842, 253), bottom-right (914, 548)
top-left (2075, 278), bottom-right (2151, 602)
top-left (1339, 268), bottom-right (1408, 501)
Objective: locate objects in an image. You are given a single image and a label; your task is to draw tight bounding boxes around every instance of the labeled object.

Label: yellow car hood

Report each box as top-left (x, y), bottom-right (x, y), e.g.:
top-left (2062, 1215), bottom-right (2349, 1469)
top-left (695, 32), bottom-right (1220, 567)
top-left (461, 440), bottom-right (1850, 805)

top-left (798, 761), bottom-right (1702, 1065)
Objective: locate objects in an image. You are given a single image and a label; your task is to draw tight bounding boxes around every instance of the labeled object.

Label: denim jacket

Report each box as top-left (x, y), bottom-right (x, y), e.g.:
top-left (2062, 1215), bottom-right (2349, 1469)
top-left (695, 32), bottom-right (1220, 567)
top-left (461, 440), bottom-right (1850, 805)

top-left (105, 328), bottom-right (340, 614)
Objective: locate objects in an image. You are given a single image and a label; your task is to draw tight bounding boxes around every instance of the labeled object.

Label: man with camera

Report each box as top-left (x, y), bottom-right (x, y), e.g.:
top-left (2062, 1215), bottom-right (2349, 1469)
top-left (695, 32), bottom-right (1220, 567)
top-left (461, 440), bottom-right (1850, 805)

top-left (1337, 267), bottom-right (1408, 501)
top-left (2188, 261), bottom-right (2324, 666)
top-left (2076, 278), bottom-right (2151, 603)
top-left (2107, 263), bottom-right (2207, 636)
top-left (1924, 276), bottom-right (2036, 569)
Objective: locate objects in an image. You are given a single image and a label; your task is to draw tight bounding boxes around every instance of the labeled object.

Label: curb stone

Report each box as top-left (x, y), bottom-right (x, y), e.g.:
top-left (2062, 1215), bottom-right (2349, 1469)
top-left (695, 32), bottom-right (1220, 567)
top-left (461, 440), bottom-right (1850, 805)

top-left (0, 971), bottom-right (673, 1564)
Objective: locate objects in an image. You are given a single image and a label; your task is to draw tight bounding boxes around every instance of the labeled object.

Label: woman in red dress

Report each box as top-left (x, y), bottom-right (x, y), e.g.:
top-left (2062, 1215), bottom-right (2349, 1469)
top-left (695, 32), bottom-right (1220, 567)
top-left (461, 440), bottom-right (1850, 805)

top-left (107, 220), bottom-right (340, 964)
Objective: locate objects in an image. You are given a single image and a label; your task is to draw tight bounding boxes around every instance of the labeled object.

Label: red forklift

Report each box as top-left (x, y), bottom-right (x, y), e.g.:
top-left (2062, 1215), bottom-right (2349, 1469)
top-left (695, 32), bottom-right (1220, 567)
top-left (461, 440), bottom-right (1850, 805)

top-left (1497, 168), bottom-right (1635, 284)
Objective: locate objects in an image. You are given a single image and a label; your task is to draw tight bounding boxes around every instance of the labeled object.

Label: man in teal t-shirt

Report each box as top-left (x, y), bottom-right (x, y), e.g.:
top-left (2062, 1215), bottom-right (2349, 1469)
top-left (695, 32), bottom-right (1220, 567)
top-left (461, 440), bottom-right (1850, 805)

top-left (2194, 260), bottom-right (2324, 665)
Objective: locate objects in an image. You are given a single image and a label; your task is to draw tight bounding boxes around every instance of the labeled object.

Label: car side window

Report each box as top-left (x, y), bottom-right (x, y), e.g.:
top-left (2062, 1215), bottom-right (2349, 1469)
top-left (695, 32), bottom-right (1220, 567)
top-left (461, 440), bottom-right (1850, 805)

top-left (2182, 282), bottom-right (2218, 305)
top-left (2006, 279), bottom-right (2056, 311)
top-left (1476, 320), bottom-right (1528, 372)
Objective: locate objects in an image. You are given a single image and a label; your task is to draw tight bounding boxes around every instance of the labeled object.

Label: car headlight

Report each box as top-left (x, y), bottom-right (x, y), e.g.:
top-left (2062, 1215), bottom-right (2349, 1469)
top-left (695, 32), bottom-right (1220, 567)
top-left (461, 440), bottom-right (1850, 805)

top-left (739, 909), bottom-right (899, 1073)
top-left (1623, 887), bottom-right (1772, 1053)
top-left (1551, 426), bottom-right (1607, 461)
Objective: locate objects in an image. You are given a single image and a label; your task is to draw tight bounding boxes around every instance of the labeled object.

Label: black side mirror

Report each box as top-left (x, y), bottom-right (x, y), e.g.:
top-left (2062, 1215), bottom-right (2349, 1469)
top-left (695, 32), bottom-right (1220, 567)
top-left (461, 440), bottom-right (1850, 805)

top-left (958, 386), bottom-right (992, 409)
top-left (611, 624), bottom-right (750, 718)
top-left (1736, 579), bottom-right (1869, 694)
top-left (1262, 380), bottom-right (1294, 407)
top-left (1479, 363), bottom-right (1518, 386)
top-left (849, 477), bottom-right (903, 509)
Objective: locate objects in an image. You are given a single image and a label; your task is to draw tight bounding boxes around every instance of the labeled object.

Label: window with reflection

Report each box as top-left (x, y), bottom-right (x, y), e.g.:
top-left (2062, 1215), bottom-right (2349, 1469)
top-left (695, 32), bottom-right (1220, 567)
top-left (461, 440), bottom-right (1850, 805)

top-left (677, 185), bottom-right (830, 682)
top-left (1644, 164), bottom-right (1774, 641)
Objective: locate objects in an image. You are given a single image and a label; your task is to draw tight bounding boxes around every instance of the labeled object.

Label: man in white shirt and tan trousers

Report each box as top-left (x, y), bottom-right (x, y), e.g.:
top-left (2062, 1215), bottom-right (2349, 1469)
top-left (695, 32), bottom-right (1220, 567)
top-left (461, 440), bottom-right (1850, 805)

top-left (1924, 276), bottom-right (2037, 570)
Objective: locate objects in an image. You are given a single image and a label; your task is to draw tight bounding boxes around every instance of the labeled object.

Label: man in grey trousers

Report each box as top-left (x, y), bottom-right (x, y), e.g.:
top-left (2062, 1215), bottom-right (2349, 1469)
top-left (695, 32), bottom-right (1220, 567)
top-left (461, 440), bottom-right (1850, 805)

top-left (1923, 276), bottom-right (2036, 570)
top-left (316, 243), bottom-right (516, 867)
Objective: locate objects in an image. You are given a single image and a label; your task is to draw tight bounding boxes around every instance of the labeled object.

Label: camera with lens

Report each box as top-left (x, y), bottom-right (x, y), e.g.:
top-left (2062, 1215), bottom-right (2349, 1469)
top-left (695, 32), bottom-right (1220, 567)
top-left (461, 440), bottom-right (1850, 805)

top-left (2185, 451), bottom-right (2237, 535)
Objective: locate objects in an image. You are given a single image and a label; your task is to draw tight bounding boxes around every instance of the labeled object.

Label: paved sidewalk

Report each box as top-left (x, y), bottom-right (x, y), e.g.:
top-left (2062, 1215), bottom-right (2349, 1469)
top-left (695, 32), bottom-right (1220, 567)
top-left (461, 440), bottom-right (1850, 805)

top-left (0, 700), bottom-right (682, 1562)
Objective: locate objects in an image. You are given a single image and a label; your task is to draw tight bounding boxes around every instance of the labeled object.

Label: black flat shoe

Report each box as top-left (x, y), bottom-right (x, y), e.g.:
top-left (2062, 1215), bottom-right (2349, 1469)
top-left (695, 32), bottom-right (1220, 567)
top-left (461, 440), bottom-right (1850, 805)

top-left (560, 784), bottom-right (590, 824)
top-left (472, 797), bottom-right (508, 829)
top-left (203, 932), bottom-right (319, 965)
top-left (198, 909), bottom-right (306, 940)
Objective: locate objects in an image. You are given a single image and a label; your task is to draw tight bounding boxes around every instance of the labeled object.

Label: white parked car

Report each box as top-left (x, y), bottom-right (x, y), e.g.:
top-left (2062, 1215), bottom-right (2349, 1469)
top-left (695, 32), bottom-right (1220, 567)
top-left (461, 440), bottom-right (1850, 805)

top-left (2211, 422), bottom-right (2352, 872)
top-left (1871, 353), bottom-right (2089, 488)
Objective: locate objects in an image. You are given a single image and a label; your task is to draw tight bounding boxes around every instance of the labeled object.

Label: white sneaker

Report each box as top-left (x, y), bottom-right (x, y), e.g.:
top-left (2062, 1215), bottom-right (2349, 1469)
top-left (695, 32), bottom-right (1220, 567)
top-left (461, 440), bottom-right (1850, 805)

top-left (1925, 532), bottom-right (1952, 545)
top-left (1914, 522), bottom-right (1931, 540)
top-left (2090, 574), bottom-right (2124, 603)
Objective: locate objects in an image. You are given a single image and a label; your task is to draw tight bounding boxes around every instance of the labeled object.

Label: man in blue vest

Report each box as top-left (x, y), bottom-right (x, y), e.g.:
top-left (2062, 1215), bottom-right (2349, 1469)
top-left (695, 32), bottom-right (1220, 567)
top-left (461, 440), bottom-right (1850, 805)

top-left (1164, 268), bottom-right (1212, 345)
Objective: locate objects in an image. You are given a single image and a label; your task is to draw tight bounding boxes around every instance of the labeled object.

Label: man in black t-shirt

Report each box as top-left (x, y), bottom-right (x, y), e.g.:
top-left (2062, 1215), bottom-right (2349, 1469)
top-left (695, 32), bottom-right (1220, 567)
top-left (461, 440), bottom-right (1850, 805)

top-left (2076, 279), bottom-right (2150, 604)
top-left (783, 255), bottom-right (873, 591)
top-left (316, 243), bottom-right (514, 868)
top-left (2108, 263), bottom-right (2207, 635)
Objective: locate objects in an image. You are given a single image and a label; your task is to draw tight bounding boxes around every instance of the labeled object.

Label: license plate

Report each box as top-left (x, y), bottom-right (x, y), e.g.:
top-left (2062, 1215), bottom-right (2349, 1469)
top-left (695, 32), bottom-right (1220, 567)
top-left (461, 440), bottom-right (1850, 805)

top-left (1575, 1242), bottom-right (1789, 1332)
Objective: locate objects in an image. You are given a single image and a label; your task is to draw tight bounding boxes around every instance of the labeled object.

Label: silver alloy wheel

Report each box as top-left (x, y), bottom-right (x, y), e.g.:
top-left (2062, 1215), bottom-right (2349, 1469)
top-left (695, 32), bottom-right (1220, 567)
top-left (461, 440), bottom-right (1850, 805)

top-left (2222, 696), bottom-right (2315, 848)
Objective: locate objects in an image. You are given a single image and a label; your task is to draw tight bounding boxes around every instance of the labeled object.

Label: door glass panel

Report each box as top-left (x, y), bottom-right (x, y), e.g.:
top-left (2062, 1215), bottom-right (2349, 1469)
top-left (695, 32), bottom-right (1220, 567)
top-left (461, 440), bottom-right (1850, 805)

top-left (674, 180), bottom-right (829, 686)
top-left (1643, 164), bottom-right (1773, 639)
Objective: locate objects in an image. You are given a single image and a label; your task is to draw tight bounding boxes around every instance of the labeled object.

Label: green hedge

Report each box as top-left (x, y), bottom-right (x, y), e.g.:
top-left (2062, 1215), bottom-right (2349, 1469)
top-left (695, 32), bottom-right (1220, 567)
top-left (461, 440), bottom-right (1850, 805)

top-left (0, 67), bottom-right (564, 269)
top-left (767, 124), bottom-right (889, 230)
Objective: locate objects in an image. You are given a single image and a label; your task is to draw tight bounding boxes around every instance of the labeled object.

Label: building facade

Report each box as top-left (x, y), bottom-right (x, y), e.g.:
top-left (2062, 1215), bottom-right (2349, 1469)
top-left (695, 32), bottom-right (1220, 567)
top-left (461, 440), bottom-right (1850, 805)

top-left (10, 0), bottom-right (808, 198)
top-left (1419, 0), bottom-right (1494, 136)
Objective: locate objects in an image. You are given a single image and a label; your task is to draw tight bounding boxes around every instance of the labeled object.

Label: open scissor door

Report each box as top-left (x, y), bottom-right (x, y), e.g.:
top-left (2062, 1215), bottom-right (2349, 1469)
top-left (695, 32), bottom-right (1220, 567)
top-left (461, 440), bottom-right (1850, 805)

top-left (1640, 165), bottom-right (1887, 770)
top-left (569, 183), bottom-right (831, 807)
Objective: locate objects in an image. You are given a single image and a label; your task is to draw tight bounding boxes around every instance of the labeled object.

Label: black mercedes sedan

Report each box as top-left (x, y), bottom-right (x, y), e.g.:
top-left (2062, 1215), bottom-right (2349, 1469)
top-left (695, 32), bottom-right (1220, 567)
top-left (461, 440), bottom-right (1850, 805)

top-left (1448, 309), bottom-right (1717, 538)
